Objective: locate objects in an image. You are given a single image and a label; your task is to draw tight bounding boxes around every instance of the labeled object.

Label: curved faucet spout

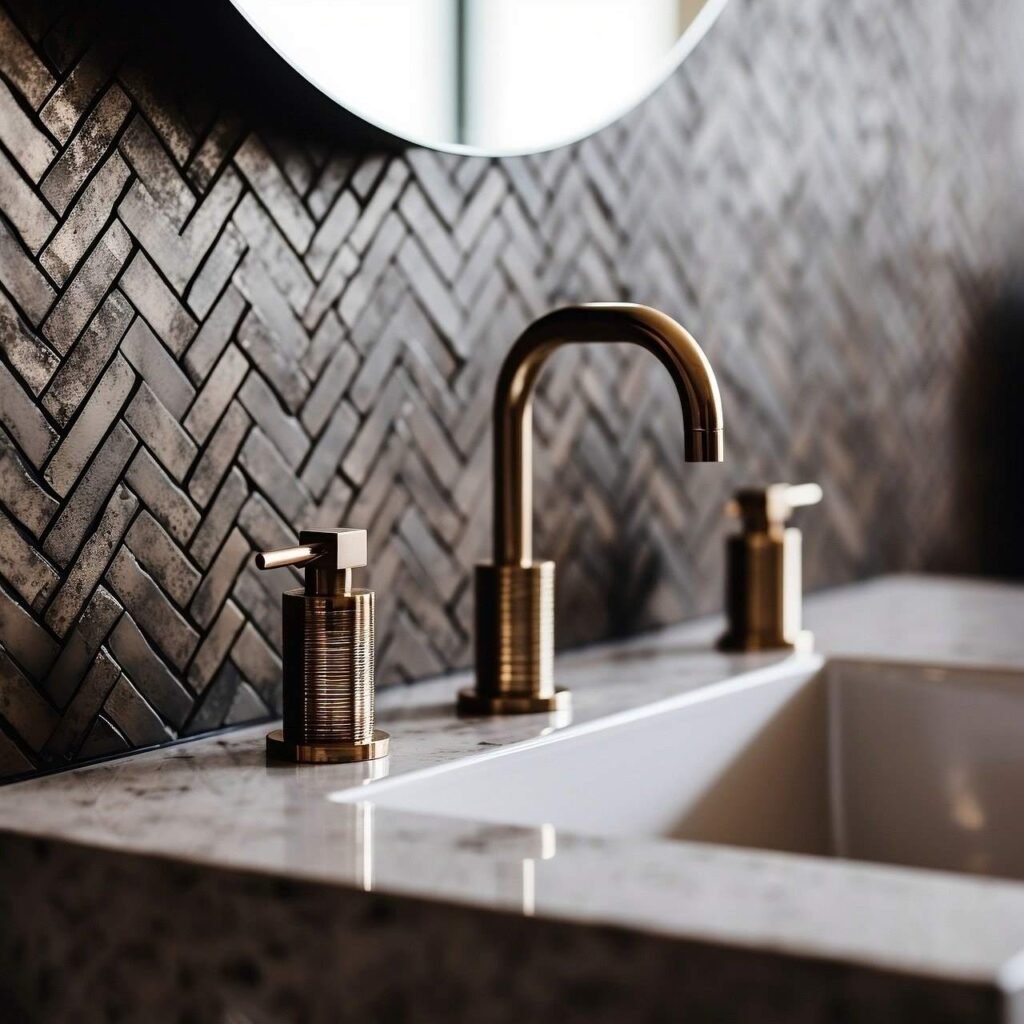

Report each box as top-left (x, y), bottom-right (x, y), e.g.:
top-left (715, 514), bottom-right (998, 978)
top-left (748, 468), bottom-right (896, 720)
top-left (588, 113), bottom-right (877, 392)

top-left (493, 303), bottom-right (725, 565)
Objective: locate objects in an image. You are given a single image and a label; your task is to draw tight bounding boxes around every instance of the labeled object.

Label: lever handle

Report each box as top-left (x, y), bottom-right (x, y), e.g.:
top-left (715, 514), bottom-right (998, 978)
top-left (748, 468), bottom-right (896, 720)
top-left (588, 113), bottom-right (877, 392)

top-left (255, 544), bottom-right (325, 571)
top-left (254, 528), bottom-right (368, 596)
top-left (727, 482), bottom-right (823, 530)
top-left (781, 483), bottom-right (823, 511)
top-left (254, 529), bottom-right (367, 571)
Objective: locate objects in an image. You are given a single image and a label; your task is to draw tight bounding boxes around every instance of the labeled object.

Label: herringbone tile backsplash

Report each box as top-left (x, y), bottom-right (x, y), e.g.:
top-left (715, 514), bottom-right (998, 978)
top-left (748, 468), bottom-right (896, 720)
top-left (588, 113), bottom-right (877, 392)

top-left (0, 0), bottom-right (1022, 780)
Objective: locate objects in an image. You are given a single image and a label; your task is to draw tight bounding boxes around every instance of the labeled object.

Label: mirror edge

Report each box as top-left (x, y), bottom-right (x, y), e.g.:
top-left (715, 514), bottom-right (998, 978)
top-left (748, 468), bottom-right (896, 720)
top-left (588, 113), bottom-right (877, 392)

top-left (226, 0), bottom-right (732, 158)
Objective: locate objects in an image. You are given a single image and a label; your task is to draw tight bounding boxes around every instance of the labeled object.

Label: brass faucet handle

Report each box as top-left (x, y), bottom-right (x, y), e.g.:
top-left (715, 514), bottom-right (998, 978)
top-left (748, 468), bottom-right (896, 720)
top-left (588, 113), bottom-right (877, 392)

top-left (255, 528), bottom-right (368, 597)
top-left (262, 524), bottom-right (387, 764)
top-left (255, 543), bottom-right (326, 570)
top-left (255, 528), bottom-right (368, 571)
top-left (727, 483), bottom-right (823, 531)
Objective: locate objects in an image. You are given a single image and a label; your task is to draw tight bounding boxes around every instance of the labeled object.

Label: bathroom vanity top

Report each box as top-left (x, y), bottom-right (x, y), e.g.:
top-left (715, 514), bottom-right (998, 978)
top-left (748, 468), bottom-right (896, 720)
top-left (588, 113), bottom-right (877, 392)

top-left (4, 574), bottom-right (1024, 1004)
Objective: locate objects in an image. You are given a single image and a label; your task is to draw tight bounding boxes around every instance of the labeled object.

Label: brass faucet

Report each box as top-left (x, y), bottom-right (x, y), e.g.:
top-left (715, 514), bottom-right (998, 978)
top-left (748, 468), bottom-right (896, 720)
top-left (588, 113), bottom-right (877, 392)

top-left (458, 303), bottom-right (725, 716)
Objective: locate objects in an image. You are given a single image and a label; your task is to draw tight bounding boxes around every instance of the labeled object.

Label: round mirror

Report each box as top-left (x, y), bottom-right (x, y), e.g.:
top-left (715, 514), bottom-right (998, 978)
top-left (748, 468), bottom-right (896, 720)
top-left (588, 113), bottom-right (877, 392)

top-left (228, 0), bottom-right (729, 156)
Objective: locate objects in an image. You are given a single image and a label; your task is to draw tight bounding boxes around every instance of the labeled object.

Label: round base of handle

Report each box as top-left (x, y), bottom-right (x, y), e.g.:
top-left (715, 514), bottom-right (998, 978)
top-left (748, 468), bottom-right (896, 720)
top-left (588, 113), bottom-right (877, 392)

top-left (265, 728), bottom-right (390, 764)
top-left (717, 629), bottom-right (814, 654)
top-left (456, 687), bottom-right (571, 716)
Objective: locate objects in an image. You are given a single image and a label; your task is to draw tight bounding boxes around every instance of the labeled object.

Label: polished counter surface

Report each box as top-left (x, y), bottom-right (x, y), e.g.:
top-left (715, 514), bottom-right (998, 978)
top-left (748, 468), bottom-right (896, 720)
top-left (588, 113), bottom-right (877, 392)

top-left (3, 574), bottom-right (1024, 1022)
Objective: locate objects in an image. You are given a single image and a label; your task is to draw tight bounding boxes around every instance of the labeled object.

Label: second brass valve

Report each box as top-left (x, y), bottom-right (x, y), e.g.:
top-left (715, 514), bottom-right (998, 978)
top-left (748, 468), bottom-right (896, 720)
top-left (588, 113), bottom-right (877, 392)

top-left (718, 483), bottom-right (822, 653)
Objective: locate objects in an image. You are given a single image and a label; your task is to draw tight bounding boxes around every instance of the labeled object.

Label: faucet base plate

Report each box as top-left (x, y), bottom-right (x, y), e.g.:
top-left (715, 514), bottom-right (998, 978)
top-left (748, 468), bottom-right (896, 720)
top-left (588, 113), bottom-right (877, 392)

top-left (265, 728), bottom-right (390, 763)
top-left (456, 687), bottom-right (571, 717)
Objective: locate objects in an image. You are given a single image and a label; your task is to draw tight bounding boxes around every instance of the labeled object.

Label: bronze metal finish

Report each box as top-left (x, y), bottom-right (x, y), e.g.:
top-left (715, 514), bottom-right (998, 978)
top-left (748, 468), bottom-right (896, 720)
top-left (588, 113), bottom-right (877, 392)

top-left (718, 483), bottom-right (822, 653)
top-left (459, 561), bottom-right (570, 714)
top-left (265, 728), bottom-right (390, 764)
top-left (460, 303), bottom-right (725, 715)
top-left (257, 528), bottom-right (389, 763)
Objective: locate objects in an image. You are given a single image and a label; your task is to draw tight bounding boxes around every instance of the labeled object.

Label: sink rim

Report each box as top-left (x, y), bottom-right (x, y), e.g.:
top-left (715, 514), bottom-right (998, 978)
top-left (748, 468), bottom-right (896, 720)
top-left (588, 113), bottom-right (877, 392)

top-left (330, 653), bottom-right (824, 805)
top-left (333, 652), bottom-right (1024, 810)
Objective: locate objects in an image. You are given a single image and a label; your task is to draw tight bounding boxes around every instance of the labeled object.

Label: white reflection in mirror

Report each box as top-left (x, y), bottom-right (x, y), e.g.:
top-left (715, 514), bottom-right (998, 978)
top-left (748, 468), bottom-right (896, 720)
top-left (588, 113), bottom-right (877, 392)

top-left (230, 0), bottom-right (727, 154)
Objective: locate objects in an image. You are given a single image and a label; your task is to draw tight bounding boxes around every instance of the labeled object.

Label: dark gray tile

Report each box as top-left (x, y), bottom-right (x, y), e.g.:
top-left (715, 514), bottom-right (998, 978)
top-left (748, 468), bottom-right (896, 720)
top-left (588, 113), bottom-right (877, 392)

top-left (116, 167), bottom-right (242, 296)
top-left (0, 646), bottom-right (58, 753)
top-left (118, 113), bottom-right (195, 229)
top-left (118, 251), bottom-right (197, 357)
top-left (224, 680), bottom-right (268, 725)
top-left (238, 427), bottom-right (309, 522)
top-left (0, 146), bottom-right (55, 253)
top-left (186, 111), bottom-right (244, 191)
top-left (123, 448), bottom-right (200, 545)
top-left (0, 9), bottom-right (54, 107)
top-left (119, 315), bottom-right (196, 419)
top-left (185, 222), bottom-right (245, 321)
top-left (102, 672), bottom-right (174, 747)
top-left (108, 613), bottom-right (193, 729)
top-left (233, 134), bottom-right (314, 252)
top-left (41, 219), bottom-right (132, 355)
top-left (189, 527), bottom-right (249, 629)
top-left (300, 399), bottom-right (357, 500)
top-left (124, 382), bottom-right (197, 483)
top-left (238, 371), bottom-right (308, 466)
top-left (42, 288), bottom-right (134, 426)
top-left (307, 153), bottom-right (355, 220)
top-left (300, 307), bottom-right (344, 380)
top-left (105, 546), bottom-right (199, 672)
top-left (0, 728), bottom-right (35, 777)
top-left (341, 368), bottom-right (409, 485)
top-left (40, 84), bottom-right (130, 215)
top-left (349, 159), bottom-right (409, 254)
top-left (0, 578), bottom-right (58, 678)
top-left (188, 402), bottom-right (250, 509)
top-left (40, 646), bottom-right (120, 762)
top-left (336, 212), bottom-right (405, 329)
top-left (235, 490), bottom-right (299, 557)
top-left (189, 466), bottom-right (249, 570)
top-left (0, 426), bottom-right (58, 536)
top-left (43, 420), bottom-right (137, 566)
top-left (230, 621), bottom-right (281, 712)
top-left (182, 659), bottom-right (240, 736)
top-left (396, 235), bottom-right (461, 341)
top-left (124, 510), bottom-right (200, 607)
top-left (118, 65), bottom-right (194, 163)
top-left (41, 585), bottom-right (122, 709)
top-left (398, 183), bottom-right (460, 281)
top-left (231, 561), bottom-right (282, 651)
top-left (44, 353), bottom-right (134, 496)
top-left (235, 311), bottom-right (309, 413)
top-left (301, 339), bottom-right (358, 436)
top-left (233, 249), bottom-right (307, 359)
top-left (38, 42), bottom-right (116, 143)
top-left (183, 343), bottom-right (248, 445)
top-left (232, 192), bottom-right (312, 312)
top-left (306, 189), bottom-right (358, 280)
top-left (39, 150), bottom-right (130, 285)
top-left (77, 713), bottom-right (129, 761)
top-left (0, 506), bottom-right (59, 608)
top-left (183, 282), bottom-right (246, 384)
top-left (0, 352), bottom-right (56, 464)
top-left (44, 484), bottom-right (136, 636)
top-left (0, 215), bottom-right (54, 325)
top-left (187, 598), bottom-right (243, 694)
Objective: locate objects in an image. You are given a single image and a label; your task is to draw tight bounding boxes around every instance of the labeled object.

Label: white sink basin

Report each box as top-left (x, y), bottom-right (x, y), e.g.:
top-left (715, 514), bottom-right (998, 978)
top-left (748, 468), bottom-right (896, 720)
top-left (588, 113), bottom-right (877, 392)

top-left (335, 658), bottom-right (1024, 881)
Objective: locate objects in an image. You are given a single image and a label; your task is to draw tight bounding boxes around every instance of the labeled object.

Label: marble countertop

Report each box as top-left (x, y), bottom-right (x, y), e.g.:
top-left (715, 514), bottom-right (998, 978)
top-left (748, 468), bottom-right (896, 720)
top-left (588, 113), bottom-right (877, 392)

top-left (4, 574), bottom-right (1024, 996)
